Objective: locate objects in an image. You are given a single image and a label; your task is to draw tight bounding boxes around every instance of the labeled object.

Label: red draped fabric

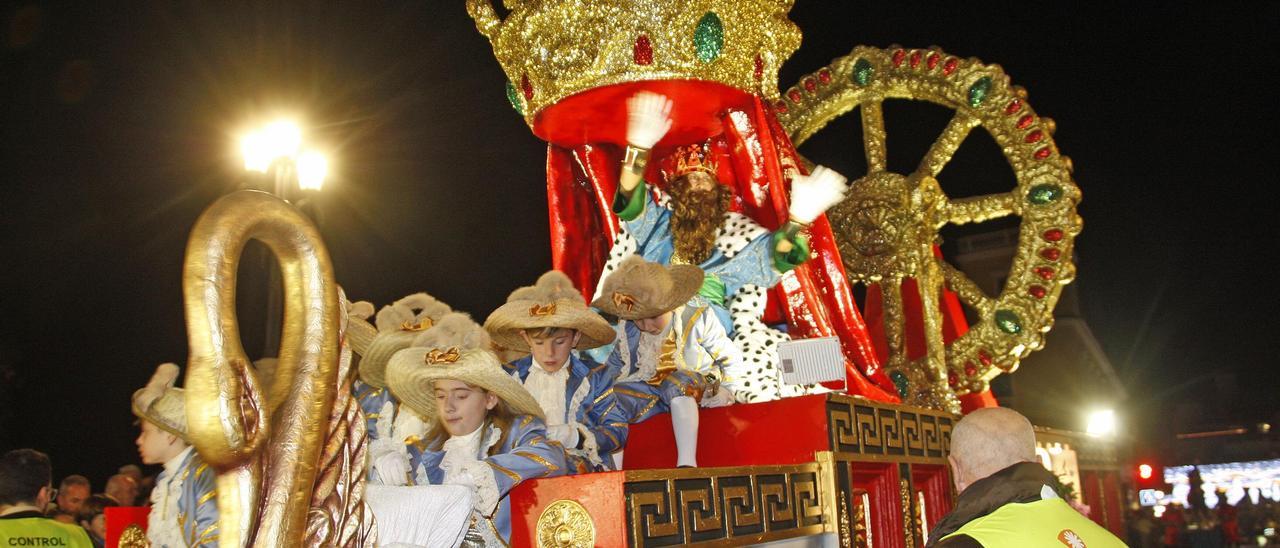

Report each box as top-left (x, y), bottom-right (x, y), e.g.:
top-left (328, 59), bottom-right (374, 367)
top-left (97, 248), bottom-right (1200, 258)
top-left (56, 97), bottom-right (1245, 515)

top-left (542, 92), bottom-right (899, 402)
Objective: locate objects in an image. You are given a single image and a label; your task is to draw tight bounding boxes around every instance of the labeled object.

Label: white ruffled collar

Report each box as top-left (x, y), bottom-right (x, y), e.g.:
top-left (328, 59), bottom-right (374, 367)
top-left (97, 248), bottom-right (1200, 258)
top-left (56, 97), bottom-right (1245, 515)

top-left (442, 422), bottom-right (501, 460)
top-left (530, 359), bottom-right (571, 380)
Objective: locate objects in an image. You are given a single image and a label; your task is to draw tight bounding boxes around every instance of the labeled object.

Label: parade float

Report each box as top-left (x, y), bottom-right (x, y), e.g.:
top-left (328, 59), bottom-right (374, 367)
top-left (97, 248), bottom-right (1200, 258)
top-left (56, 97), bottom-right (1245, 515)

top-left (146, 1), bottom-right (1124, 546)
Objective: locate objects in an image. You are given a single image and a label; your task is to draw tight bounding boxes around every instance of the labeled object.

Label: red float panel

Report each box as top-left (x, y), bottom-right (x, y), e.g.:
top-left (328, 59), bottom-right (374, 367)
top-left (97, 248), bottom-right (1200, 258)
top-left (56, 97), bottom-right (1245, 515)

top-left (508, 471), bottom-right (628, 548)
top-left (624, 394), bottom-right (832, 469)
top-left (104, 506), bottom-right (149, 548)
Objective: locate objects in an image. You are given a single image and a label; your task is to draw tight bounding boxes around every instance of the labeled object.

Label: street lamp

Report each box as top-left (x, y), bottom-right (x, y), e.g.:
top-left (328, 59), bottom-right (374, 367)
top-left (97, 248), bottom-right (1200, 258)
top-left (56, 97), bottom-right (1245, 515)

top-left (239, 119), bottom-right (329, 357)
top-left (240, 120), bottom-right (328, 195)
top-left (1086, 409), bottom-right (1117, 437)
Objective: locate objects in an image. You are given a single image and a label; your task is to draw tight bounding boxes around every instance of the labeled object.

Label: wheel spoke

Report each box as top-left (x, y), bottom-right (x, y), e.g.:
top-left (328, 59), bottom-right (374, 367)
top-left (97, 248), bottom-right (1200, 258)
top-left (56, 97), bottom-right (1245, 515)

top-left (917, 112), bottom-right (980, 178)
top-left (945, 192), bottom-right (1018, 225)
top-left (878, 280), bottom-right (906, 365)
top-left (861, 100), bottom-right (887, 173)
top-left (915, 260), bottom-right (948, 384)
top-left (939, 260), bottom-right (993, 314)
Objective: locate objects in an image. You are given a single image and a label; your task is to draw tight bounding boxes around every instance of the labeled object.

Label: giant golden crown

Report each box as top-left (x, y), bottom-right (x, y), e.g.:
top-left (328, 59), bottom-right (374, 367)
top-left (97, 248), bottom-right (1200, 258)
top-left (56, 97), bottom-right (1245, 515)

top-left (466, 0), bottom-right (801, 129)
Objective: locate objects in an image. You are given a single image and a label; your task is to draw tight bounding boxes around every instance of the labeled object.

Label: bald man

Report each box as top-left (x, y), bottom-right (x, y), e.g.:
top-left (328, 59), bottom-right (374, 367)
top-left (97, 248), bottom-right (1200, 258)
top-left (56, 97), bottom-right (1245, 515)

top-left (104, 474), bottom-right (139, 506)
top-left (926, 408), bottom-right (1124, 547)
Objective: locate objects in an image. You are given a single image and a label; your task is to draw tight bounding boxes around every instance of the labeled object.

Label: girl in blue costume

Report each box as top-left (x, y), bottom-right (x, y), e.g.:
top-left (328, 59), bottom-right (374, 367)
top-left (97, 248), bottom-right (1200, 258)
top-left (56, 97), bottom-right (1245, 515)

top-left (386, 313), bottom-right (567, 545)
top-left (484, 270), bottom-right (629, 472)
top-left (346, 292), bottom-right (450, 485)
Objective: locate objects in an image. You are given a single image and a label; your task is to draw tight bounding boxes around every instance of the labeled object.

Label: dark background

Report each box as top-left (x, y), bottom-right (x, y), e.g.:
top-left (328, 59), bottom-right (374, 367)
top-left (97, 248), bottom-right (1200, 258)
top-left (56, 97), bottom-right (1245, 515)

top-left (2, 2), bottom-right (1277, 487)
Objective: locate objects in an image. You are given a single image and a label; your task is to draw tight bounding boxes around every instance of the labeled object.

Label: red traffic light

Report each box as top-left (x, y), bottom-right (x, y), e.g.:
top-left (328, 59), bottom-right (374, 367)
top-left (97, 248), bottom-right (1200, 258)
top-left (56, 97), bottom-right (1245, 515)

top-left (1138, 463), bottom-right (1153, 480)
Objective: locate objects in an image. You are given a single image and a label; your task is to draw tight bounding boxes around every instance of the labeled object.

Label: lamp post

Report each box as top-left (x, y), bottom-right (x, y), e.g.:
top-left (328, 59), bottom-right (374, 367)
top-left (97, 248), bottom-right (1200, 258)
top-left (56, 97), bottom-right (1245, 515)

top-left (240, 120), bottom-right (329, 357)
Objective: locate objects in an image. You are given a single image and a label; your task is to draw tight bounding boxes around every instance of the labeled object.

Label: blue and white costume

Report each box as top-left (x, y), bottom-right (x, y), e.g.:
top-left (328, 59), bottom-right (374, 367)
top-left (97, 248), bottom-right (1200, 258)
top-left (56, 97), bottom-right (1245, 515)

top-left (147, 447), bottom-right (218, 548)
top-left (504, 354), bottom-right (629, 471)
top-left (607, 304), bottom-right (748, 422)
top-left (408, 415), bottom-right (567, 544)
top-left (617, 185), bottom-right (782, 334)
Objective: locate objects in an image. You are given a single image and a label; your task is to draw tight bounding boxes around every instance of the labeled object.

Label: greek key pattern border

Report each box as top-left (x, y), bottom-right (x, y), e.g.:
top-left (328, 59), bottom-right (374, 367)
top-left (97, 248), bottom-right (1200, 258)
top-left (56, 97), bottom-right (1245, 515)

top-left (623, 464), bottom-right (828, 547)
top-left (826, 395), bottom-right (955, 462)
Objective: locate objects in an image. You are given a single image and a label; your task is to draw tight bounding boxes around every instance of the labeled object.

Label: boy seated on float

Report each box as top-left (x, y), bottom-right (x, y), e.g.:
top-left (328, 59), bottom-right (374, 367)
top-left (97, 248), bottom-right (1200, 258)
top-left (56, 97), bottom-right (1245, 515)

top-left (344, 292), bottom-right (452, 485)
top-left (483, 270), bottom-right (629, 472)
top-left (385, 313), bottom-right (567, 545)
top-left (131, 363), bottom-right (218, 548)
top-left (592, 256), bottom-right (748, 468)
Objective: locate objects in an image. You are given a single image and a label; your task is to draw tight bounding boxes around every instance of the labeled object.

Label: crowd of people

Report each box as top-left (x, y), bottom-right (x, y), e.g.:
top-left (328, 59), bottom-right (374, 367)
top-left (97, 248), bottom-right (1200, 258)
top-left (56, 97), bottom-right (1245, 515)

top-left (1127, 497), bottom-right (1280, 547)
top-left (0, 449), bottom-right (152, 547)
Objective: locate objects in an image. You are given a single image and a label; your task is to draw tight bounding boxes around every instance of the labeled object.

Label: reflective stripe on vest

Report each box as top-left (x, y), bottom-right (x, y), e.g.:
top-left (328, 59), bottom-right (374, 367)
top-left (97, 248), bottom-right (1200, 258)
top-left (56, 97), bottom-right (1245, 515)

top-left (0, 516), bottom-right (94, 548)
top-left (942, 498), bottom-right (1126, 548)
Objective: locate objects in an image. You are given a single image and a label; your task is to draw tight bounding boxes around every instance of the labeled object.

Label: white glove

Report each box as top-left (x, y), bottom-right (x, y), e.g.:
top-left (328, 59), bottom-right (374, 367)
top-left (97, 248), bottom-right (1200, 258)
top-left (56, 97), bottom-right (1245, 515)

top-left (372, 450), bottom-right (412, 486)
top-left (392, 407), bottom-right (428, 444)
top-left (546, 423), bottom-right (580, 448)
top-left (700, 387), bottom-right (736, 408)
top-left (626, 91), bottom-right (673, 149)
top-left (375, 400), bottom-right (396, 441)
top-left (788, 165), bottom-right (849, 224)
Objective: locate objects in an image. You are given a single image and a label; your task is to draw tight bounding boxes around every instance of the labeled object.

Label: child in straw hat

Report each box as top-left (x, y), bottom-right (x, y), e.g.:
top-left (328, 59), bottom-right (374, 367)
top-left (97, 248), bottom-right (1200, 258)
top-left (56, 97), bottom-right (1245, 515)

top-left (346, 292), bottom-right (451, 485)
top-left (592, 256), bottom-right (749, 468)
top-left (484, 270), bottom-right (629, 472)
top-left (386, 313), bottom-right (567, 545)
top-left (131, 363), bottom-right (218, 548)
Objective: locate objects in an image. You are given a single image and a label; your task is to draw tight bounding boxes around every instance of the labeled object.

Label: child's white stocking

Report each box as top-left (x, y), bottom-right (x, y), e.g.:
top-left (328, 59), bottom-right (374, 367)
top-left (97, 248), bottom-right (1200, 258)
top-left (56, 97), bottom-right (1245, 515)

top-left (670, 396), bottom-right (700, 467)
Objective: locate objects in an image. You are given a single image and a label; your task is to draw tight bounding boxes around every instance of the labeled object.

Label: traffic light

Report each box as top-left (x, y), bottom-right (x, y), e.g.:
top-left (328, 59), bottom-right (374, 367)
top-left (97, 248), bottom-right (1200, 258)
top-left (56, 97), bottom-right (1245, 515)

top-left (1135, 461), bottom-right (1163, 489)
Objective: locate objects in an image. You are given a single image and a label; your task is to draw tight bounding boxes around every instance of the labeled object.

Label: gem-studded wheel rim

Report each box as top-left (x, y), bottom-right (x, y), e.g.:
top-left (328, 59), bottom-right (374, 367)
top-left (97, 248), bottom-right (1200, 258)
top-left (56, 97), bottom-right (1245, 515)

top-left (778, 46), bottom-right (1082, 396)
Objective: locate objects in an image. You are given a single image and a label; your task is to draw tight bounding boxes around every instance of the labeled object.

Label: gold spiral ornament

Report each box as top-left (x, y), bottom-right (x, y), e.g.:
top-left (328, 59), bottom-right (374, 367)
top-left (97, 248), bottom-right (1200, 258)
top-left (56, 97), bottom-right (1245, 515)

top-left (182, 190), bottom-right (343, 545)
top-left (118, 524), bottom-right (147, 548)
top-left (536, 499), bottom-right (596, 548)
top-left (778, 46), bottom-right (1081, 408)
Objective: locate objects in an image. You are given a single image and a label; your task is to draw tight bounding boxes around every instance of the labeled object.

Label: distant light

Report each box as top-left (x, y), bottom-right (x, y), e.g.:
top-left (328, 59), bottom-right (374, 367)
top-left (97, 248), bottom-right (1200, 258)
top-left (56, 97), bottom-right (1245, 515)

top-left (1139, 464), bottom-right (1154, 480)
top-left (297, 151), bottom-right (328, 191)
top-left (1087, 409), bottom-right (1117, 437)
top-left (241, 119), bottom-right (302, 173)
top-left (1261, 423), bottom-right (1272, 434)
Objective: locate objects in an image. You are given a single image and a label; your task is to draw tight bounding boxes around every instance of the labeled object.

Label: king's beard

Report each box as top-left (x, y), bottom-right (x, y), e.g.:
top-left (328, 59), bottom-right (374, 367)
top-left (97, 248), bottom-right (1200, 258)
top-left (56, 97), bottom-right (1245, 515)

top-left (668, 174), bottom-right (731, 265)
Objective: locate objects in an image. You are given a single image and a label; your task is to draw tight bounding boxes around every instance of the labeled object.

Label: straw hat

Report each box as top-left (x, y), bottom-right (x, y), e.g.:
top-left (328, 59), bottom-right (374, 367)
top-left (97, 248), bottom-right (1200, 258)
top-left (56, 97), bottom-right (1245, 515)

top-left (344, 298), bottom-right (377, 357)
top-left (590, 256), bottom-right (704, 320)
top-left (358, 292), bottom-right (453, 388)
top-left (484, 270), bottom-right (616, 352)
top-left (131, 363), bottom-right (188, 440)
top-left (386, 313), bottom-right (544, 422)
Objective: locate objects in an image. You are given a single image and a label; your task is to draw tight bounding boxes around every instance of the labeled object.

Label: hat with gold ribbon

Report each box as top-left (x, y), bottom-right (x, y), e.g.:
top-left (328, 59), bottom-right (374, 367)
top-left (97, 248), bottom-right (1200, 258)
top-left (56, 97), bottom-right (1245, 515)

top-left (484, 270), bottom-right (616, 353)
top-left (591, 256), bottom-right (703, 320)
top-left (358, 292), bottom-right (452, 388)
top-left (386, 312), bottom-right (544, 422)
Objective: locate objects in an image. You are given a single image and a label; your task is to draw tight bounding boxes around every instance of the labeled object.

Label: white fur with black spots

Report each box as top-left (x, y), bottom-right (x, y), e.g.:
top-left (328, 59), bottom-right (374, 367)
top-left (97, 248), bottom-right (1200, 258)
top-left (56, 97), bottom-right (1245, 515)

top-left (726, 285), bottom-right (829, 403)
top-left (713, 212), bottom-right (768, 258)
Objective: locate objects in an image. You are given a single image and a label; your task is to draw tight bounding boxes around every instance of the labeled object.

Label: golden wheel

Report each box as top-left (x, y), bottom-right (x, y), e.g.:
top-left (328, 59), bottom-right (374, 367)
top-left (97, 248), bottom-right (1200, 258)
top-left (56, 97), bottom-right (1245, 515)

top-left (777, 46), bottom-right (1081, 410)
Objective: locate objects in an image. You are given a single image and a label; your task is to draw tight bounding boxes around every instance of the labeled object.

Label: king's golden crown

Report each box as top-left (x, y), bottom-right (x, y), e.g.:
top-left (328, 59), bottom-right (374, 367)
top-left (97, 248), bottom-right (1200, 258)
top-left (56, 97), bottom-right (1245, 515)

top-left (466, 0), bottom-right (802, 127)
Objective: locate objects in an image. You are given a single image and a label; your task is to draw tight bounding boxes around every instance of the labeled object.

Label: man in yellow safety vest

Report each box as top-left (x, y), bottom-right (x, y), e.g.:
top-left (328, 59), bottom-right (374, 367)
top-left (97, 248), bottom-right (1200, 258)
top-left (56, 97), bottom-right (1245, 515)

top-left (927, 408), bottom-right (1125, 547)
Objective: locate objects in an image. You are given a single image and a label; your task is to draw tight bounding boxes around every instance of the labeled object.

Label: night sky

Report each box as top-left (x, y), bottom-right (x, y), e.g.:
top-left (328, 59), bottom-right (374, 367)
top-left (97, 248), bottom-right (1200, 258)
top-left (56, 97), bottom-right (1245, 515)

top-left (2, 3), bottom-right (1277, 486)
